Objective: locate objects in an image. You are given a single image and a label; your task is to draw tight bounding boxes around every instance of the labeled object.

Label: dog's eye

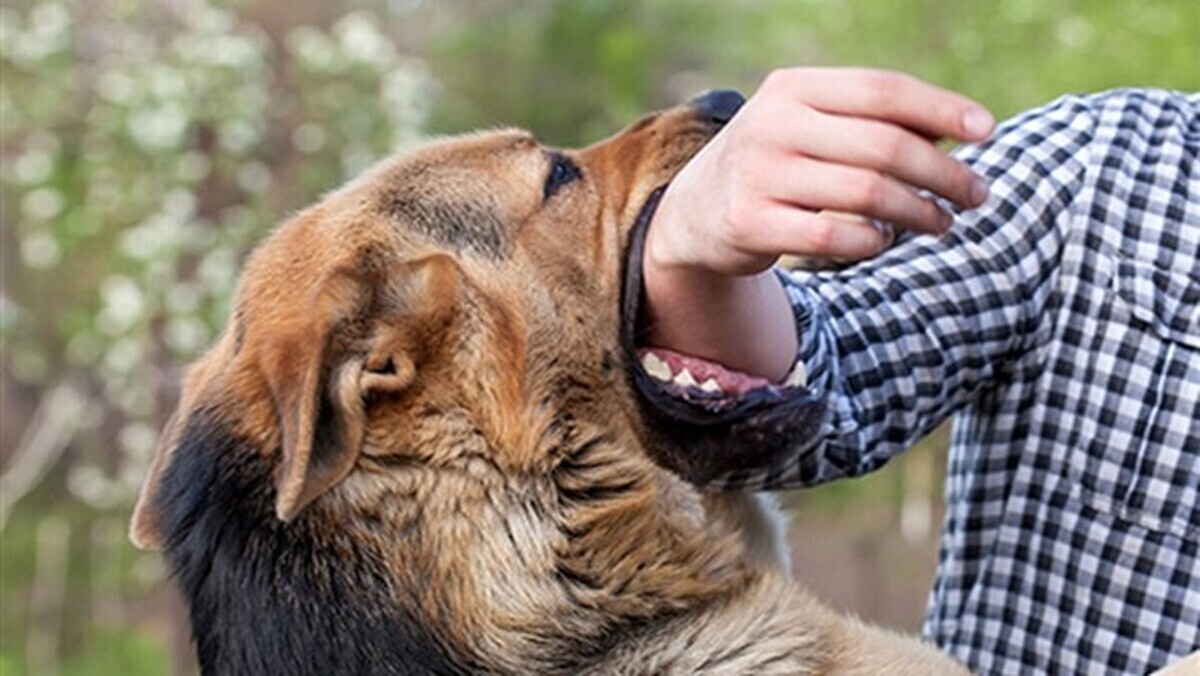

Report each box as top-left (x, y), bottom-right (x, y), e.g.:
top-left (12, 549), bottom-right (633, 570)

top-left (543, 153), bottom-right (581, 202)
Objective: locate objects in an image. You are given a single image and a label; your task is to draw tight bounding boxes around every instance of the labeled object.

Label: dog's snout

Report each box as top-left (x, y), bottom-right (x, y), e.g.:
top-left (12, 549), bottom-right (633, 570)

top-left (690, 89), bottom-right (745, 126)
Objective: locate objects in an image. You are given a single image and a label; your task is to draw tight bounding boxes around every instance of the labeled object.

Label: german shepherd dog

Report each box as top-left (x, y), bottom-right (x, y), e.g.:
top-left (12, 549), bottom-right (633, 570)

top-left (130, 91), bottom-right (967, 674)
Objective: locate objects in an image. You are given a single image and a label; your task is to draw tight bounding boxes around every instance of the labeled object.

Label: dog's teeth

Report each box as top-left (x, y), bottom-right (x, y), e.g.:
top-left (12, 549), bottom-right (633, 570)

top-left (785, 361), bottom-right (808, 388)
top-left (673, 369), bottom-right (698, 387)
top-left (699, 378), bottom-right (721, 393)
top-left (641, 352), bottom-right (673, 381)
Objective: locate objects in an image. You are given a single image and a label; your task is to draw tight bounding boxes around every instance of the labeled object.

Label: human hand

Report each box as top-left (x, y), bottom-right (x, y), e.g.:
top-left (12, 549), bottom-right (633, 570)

top-left (641, 68), bottom-right (996, 380)
top-left (649, 67), bottom-right (995, 275)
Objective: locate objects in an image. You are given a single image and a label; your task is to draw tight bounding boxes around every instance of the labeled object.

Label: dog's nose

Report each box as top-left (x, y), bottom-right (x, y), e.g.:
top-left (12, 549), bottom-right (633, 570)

top-left (690, 89), bottom-right (745, 126)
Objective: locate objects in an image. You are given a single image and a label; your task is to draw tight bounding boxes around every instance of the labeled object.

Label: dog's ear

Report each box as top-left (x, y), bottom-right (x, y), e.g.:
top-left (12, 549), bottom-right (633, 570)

top-left (129, 408), bottom-right (187, 550)
top-left (270, 254), bottom-right (461, 522)
top-left (130, 345), bottom-right (234, 551)
top-left (128, 253), bottom-right (462, 547)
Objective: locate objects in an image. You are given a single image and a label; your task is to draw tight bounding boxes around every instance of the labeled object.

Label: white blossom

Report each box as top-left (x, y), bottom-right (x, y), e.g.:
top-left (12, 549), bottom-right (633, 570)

top-left (98, 276), bottom-right (147, 335)
top-left (20, 230), bottom-right (61, 268)
top-left (21, 187), bottom-right (63, 220)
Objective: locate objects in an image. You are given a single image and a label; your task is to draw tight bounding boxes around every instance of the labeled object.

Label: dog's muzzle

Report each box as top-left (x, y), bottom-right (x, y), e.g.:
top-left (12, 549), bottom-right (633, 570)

top-left (619, 187), bottom-right (828, 486)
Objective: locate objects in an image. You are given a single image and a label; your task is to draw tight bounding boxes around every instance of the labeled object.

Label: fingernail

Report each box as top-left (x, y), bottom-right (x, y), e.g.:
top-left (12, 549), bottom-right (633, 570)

top-left (970, 174), bottom-right (990, 206)
top-left (962, 108), bottom-right (995, 138)
top-left (871, 220), bottom-right (895, 248)
top-left (938, 209), bottom-right (954, 234)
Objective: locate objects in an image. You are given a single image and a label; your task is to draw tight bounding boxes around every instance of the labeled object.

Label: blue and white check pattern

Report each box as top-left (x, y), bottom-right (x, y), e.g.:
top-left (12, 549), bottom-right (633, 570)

top-left (727, 90), bottom-right (1199, 674)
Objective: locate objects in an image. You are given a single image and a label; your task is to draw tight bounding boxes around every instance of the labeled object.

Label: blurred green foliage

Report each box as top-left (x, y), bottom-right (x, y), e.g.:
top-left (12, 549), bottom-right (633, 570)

top-left (775, 0), bottom-right (1200, 118)
top-left (1, 0), bottom-right (1196, 673)
top-left (2, 2), bottom-right (428, 672)
top-left (428, 0), bottom-right (767, 144)
top-left (426, 0), bottom-right (1198, 143)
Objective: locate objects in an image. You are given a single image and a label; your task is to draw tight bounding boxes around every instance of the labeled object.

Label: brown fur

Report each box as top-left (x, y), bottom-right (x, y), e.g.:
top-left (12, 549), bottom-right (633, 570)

top-left (130, 100), bottom-right (968, 674)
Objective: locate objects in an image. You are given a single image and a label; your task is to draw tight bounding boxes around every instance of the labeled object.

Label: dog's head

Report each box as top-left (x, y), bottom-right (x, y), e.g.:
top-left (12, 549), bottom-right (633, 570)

top-left (129, 91), bottom-right (823, 670)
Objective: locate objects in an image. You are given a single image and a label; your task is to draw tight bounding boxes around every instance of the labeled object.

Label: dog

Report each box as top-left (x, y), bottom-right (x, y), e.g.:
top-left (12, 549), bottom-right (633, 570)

top-left (129, 90), bottom-right (968, 674)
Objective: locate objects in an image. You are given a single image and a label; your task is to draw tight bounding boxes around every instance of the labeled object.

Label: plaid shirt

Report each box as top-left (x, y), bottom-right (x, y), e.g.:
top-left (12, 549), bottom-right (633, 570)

top-left (730, 90), bottom-right (1199, 674)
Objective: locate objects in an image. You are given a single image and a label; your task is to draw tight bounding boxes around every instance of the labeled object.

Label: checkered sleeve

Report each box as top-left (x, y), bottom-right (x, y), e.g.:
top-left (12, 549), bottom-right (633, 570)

top-left (716, 95), bottom-right (1099, 490)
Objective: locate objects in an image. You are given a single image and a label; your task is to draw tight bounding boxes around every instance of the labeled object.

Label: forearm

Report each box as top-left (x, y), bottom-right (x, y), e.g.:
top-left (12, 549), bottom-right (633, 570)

top-left (641, 261), bottom-right (797, 383)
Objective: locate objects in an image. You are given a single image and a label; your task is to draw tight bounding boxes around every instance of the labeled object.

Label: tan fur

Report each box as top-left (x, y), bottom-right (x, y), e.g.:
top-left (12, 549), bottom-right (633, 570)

top-left (131, 101), bottom-right (968, 674)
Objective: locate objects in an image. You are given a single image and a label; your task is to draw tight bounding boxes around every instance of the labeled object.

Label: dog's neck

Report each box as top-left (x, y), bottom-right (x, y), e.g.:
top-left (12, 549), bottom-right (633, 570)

top-left (349, 415), bottom-right (772, 671)
top-left (159, 400), bottom-right (808, 672)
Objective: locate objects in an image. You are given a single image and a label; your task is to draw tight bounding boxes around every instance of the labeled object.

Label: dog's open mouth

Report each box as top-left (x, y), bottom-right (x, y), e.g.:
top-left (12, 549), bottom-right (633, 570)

top-left (619, 187), bottom-right (827, 485)
top-left (635, 345), bottom-right (807, 405)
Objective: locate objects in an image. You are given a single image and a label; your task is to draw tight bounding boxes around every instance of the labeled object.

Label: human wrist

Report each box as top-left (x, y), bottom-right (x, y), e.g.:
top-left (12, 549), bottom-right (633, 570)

top-left (640, 254), bottom-right (798, 383)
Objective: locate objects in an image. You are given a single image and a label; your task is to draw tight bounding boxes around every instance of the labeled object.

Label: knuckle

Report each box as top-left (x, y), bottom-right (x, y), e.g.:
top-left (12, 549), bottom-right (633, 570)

top-left (760, 67), bottom-right (808, 97)
top-left (803, 218), bottom-right (837, 252)
top-left (860, 69), bottom-right (893, 92)
top-left (875, 130), bottom-right (908, 166)
top-left (723, 203), bottom-right (757, 243)
top-left (890, 71), bottom-right (918, 89)
top-left (762, 68), bottom-right (792, 91)
top-left (862, 70), bottom-right (908, 108)
top-left (849, 174), bottom-right (886, 211)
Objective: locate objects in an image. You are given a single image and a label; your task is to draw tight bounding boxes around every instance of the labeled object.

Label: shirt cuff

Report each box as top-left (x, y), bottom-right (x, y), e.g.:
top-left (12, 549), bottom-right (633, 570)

top-left (773, 267), bottom-right (832, 393)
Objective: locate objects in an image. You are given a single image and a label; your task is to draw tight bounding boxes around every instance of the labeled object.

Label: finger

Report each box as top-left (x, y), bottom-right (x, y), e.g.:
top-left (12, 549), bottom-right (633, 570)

top-left (766, 67), bottom-right (995, 141)
top-left (747, 204), bottom-right (893, 261)
top-left (759, 156), bottom-right (952, 235)
top-left (787, 108), bottom-right (989, 208)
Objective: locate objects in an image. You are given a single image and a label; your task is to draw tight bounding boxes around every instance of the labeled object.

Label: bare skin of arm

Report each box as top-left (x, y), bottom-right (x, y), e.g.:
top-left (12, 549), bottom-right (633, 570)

top-left (642, 68), bottom-right (997, 381)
